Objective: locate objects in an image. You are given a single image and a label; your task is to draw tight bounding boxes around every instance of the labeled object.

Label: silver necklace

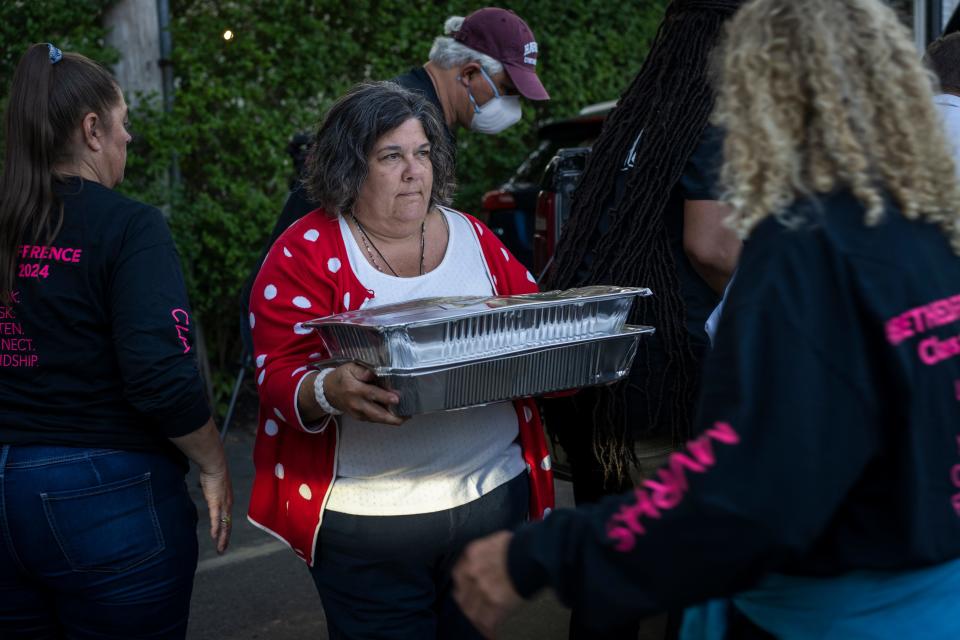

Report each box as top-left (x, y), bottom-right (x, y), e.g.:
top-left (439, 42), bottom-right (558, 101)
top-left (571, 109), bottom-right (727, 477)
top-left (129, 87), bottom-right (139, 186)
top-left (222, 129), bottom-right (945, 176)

top-left (349, 212), bottom-right (425, 277)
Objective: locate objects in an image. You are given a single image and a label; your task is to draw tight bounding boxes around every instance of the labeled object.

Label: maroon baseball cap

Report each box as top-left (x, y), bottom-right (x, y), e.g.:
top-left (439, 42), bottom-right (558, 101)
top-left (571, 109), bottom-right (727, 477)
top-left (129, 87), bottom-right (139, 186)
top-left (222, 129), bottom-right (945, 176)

top-left (453, 7), bottom-right (550, 101)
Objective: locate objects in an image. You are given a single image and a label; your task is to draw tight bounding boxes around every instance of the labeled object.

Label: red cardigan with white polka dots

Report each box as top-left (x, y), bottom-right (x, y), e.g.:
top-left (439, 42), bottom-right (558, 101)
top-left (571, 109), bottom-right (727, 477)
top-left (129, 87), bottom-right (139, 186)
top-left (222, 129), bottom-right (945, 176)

top-left (246, 208), bottom-right (555, 566)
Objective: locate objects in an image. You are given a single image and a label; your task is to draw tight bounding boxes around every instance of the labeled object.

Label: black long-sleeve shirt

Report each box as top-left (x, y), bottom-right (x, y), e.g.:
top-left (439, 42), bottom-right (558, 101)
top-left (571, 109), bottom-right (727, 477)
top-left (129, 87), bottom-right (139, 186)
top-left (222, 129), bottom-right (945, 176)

top-left (0, 177), bottom-right (210, 462)
top-left (508, 190), bottom-right (960, 628)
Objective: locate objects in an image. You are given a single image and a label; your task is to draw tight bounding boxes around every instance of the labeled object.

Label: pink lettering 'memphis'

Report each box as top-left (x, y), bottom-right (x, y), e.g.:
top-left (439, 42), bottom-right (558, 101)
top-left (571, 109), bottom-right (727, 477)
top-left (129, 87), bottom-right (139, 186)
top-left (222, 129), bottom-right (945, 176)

top-left (886, 294), bottom-right (960, 367)
top-left (606, 422), bottom-right (741, 552)
top-left (171, 309), bottom-right (191, 353)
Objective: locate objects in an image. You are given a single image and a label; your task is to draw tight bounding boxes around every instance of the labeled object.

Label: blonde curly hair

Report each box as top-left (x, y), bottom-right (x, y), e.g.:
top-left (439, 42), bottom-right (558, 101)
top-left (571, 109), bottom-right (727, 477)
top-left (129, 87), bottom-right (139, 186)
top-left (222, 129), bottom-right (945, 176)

top-left (713, 0), bottom-right (960, 254)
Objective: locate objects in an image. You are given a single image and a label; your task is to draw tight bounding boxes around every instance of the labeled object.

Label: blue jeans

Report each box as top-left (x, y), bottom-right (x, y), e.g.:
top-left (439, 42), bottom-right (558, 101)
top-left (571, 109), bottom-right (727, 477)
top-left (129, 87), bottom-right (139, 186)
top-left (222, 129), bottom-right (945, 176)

top-left (310, 472), bottom-right (529, 640)
top-left (0, 445), bottom-right (198, 639)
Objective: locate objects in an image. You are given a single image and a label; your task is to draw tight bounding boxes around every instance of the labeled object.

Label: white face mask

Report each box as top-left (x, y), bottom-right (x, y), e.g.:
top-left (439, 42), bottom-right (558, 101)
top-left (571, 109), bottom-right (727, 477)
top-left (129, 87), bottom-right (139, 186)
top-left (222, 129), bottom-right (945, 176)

top-left (464, 68), bottom-right (522, 135)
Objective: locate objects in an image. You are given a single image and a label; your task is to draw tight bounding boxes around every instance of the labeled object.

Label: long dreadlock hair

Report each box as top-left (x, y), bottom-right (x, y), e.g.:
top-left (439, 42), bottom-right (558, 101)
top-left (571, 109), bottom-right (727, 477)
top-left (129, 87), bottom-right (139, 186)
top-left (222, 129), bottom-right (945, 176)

top-left (542, 0), bottom-right (743, 480)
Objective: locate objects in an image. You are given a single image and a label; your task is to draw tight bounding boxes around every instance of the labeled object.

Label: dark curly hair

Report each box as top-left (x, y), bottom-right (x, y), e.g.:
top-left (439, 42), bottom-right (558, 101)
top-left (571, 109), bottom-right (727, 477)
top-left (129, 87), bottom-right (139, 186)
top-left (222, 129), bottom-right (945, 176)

top-left (542, 0), bottom-right (744, 480)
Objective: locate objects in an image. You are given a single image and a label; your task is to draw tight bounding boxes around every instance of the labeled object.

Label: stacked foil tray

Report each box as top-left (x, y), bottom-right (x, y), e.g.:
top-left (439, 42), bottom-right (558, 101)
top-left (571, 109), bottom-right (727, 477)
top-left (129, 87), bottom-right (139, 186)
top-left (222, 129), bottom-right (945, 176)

top-left (305, 286), bottom-right (655, 416)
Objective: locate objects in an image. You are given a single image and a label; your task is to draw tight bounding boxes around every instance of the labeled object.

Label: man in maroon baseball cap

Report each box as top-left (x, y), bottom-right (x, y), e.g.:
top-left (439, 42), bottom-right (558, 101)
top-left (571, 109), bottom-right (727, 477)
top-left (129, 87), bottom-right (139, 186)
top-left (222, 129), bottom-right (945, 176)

top-left (389, 7), bottom-right (550, 138)
top-left (256, 8), bottom-right (550, 291)
top-left (453, 7), bottom-right (550, 101)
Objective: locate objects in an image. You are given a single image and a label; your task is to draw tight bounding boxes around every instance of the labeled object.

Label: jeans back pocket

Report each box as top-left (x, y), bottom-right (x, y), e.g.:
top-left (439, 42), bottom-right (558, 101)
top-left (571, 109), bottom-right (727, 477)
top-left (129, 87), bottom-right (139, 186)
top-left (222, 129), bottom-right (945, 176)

top-left (41, 472), bottom-right (165, 573)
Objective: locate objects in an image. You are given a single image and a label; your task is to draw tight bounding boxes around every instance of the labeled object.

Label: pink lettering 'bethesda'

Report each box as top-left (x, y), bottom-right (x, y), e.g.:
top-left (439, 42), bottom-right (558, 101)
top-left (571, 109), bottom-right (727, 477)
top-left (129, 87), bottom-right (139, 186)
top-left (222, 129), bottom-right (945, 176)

top-left (886, 293), bottom-right (960, 346)
top-left (607, 422), bottom-right (741, 552)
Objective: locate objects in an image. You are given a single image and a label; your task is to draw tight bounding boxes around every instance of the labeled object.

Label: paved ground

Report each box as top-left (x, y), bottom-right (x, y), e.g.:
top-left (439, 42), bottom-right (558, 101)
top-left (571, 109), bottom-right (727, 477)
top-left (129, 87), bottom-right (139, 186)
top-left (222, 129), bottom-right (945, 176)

top-left (184, 396), bottom-right (665, 639)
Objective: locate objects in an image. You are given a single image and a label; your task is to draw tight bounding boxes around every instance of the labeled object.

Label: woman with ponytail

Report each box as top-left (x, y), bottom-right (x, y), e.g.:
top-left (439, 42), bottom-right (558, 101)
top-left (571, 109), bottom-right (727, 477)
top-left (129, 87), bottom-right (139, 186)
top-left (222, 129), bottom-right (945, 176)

top-left (0, 44), bottom-right (232, 638)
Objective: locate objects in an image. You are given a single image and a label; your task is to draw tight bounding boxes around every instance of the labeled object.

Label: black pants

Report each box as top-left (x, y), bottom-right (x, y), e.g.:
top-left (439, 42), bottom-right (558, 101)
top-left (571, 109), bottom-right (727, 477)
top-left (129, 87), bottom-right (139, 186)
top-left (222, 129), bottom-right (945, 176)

top-left (309, 472), bottom-right (529, 640)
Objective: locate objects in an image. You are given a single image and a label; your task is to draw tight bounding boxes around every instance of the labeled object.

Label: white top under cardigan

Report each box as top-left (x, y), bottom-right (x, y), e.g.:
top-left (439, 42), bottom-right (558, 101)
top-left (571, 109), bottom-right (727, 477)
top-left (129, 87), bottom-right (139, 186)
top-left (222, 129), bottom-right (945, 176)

top-left (323, 209), bottom-right (526, 516)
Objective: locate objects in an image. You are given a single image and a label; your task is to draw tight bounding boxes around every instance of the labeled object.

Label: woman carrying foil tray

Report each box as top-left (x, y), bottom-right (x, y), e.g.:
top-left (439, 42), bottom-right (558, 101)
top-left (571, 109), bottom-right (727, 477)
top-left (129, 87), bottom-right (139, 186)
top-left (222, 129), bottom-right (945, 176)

top-left (247, 81), bottom-right (554, 639)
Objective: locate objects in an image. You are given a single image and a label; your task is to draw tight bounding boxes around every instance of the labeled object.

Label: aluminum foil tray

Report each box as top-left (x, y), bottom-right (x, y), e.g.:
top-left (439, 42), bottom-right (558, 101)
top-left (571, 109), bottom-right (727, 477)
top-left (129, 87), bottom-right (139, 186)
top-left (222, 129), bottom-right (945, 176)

top-left (304, 286), bottom-right (651, 370)
top-left (314, 325), bottom-right (653, 416)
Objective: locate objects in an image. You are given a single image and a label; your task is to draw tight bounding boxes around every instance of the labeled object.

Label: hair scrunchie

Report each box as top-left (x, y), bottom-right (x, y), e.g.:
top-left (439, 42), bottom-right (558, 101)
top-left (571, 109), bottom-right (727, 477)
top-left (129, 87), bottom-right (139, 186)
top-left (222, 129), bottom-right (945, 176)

top-left (46, 43), bottom-right (63, 65)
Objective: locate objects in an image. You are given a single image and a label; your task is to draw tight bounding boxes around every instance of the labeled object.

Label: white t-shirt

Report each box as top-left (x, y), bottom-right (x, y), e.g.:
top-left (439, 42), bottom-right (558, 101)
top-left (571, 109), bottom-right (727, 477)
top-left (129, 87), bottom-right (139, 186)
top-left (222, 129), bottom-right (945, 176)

top-left (324, 208), bottom-right (526, 516)
top-left (935, 93), bottom-right (960, 174)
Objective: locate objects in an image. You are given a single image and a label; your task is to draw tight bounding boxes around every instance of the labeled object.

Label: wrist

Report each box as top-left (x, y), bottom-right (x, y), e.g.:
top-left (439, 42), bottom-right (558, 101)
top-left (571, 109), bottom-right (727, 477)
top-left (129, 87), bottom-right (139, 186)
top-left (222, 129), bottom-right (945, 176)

top-left (313, 367), bottom-right (343, 416)
top-left (506, 524), bottom-right (549, 599)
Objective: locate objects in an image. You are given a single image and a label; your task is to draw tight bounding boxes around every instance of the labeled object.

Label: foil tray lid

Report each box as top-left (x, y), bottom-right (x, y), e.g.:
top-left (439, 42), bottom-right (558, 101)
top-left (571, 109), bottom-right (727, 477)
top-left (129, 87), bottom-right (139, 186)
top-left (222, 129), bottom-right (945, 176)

top-left (303, 285), bottom-right (652, 330)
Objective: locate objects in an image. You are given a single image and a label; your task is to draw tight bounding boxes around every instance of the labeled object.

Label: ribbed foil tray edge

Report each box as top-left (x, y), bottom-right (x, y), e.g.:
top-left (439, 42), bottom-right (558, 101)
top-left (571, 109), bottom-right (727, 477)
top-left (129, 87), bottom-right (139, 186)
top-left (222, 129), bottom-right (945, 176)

top-left (313, 325), bottom-right (653, 416)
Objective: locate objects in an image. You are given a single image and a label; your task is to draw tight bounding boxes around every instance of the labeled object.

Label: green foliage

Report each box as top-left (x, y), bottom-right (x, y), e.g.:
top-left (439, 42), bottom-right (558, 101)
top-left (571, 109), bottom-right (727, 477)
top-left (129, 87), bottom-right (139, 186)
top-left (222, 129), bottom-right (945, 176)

top-left (1, 0), bottom-right (667, 412)
top-left (0, 0), bottom-right (116, 152)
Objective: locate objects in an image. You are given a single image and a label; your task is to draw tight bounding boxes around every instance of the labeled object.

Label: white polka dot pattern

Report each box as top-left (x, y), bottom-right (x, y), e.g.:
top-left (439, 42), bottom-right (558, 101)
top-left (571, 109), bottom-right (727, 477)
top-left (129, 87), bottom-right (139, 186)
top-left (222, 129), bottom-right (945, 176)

top-left (299, 484), bottom-right (313, 500)
top-left (543, 507), bottom-right (553, 518)
top-left (343, 292), bottom-right (351, 310)
top-left (283, 246), bottom-right (293, 258)
top-left (327, 257), bottom-right (341, 273)
top-left (257, 370), bottom-right (265, 385)
top-left (275, 463), bottom-right (285, 479)
top-left (256, 354), bottom-right (266, 368)
top-left (303, 229), bottom-right (319, 242)
top-left (264, 420), bottom-right (279, 436)
top-left (273, 408), bottom-right (285, 422)
top-left (293, 296), bottom-right (311, 309)
top-left (309, 353), bottom-right (322, 359)
top-left (264, 284), bottom-right (277, 300)
top-left (526, 271), bottom-right (536, 283)
top-left (540, 455), bottom-right (552, 471)
top-left (249, 312), bottom-right (256, 329)
top-left (293, 323), bottom-right (311, 335)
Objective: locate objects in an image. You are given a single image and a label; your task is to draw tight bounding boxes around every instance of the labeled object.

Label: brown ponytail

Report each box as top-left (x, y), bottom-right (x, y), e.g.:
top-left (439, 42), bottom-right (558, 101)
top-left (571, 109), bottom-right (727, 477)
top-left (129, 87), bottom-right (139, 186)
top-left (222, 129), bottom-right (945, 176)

top-left (0, 44), bottom-right (119, 302)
